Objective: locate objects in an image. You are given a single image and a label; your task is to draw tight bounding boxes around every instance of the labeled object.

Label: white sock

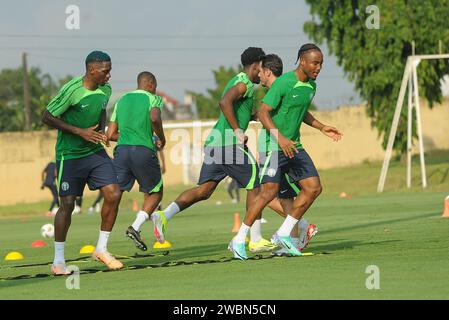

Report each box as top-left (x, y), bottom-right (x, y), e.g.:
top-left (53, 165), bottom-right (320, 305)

top-left (132, 211), bottom-right (150, 231)
top-left (53, 241), bottom-right (65, 265)
top-left (96, 230), bottom-right (110, 253)
top-left (164, 202), bottom-right (180, 221)
top-left (250, 219), bottom-right (262, 243)
top-left (235, 223), bottom-right (250, 243)
top-left (277, 215), bottom-right (299, 237)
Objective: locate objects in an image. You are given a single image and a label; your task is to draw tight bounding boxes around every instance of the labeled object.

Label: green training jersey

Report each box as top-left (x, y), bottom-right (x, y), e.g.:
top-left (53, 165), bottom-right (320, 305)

top-left (110, 89), bottom-right (163, 151)
top-left (204, 72), bottom-right (254, 147)
top-left (46, 76), bottom-right (111, 160)
top-left (258, 71), bottom-right (316, 153)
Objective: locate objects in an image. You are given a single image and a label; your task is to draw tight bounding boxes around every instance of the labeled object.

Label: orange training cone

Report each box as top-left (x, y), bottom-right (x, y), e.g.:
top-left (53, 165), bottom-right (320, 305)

top-left (442, 196), bottom-right (449, 218)
top-left (132, 200), bottom-right (139, 212)
top-left (31, 240), bottom-right (47, 248)
top-left (232, 212), bottom-right (241, 233)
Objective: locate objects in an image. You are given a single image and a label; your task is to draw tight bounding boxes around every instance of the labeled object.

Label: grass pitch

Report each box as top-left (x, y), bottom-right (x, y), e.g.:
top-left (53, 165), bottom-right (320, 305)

top-left (1, 151), bottom-right (449, 299)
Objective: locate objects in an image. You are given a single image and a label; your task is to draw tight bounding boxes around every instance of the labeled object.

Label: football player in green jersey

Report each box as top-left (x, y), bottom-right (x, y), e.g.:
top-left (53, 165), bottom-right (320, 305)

top-left (42, 51), bottom-right (123, 274)
top-left (106, 71), bottom-right (166, 251)
top-left (257, 54), bottom-right (319, 255)
top-left (155, 48), bottom-right (274, 251)
top-left (230, 44), bottom-right (342, 259)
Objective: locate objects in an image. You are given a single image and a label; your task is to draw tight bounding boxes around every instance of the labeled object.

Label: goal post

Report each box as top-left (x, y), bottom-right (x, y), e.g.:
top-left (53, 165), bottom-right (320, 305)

top-left (377, 53), bottom-right (449, 193)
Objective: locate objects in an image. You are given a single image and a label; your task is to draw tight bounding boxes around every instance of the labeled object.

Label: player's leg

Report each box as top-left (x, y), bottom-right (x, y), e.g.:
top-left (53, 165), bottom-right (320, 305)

top-left (51, 157), bottom-right (86, 275)
top-left (127, 146), bottom-right (166, 245)
top-left (160, 146), bottom-right (226, 223)
top-left (162, 180), bottom-right (219, 219)
top-left (276, 174), bottom-right (302, 238)
top-left (272, 174), bottom-right (318, 254)
top-left (228, 147), bottom-right (278, 258)
top-left (246, 186), bottom-right (277, 252)
top-left (112, 145), bottom-right (150, 251)
top-left (98, 183), bottom-right (122, 233)
top-left (274, 149), bottom-right (320, 255)
top-left (290, 176), bottom-right (322, 219)
top-left (86, 150), bottom-right (122, 270)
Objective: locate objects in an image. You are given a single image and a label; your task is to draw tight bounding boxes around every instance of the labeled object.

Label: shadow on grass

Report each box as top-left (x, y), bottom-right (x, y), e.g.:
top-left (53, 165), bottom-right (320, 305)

top-left (310, 239), bottom-right (401, 253)
top-left (126, 243), bottom-right (227, 267)
top-left (324, 212), bottom-right (437, 235)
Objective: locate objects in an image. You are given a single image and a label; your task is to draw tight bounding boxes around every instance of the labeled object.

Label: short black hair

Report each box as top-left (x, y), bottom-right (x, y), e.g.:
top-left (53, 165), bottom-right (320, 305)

top-left (85, 51), bottom-right (111, 68)
top-left (241, 47), bottom-right (265, 67)
top-left (261, 54), bottom-right (283, 77)
top-left (137, 71), bottom-right (157, 85)
top-left (295, 43), bottom-right (321, 64)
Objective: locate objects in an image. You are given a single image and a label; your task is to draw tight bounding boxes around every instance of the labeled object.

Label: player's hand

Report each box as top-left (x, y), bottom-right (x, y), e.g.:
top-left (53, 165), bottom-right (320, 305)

top-left (78, 125), bottom-right (106, 144)
top-left (157, 138), bottom-right (166, 149)
top-left (234, 128), bottom-right (248, 145)
top-left (98, 130), bottom-right (110, 146)
top-left (321, 126), bottom-right (343, 142)
top-left (278, 135), bottom-right (298, 159)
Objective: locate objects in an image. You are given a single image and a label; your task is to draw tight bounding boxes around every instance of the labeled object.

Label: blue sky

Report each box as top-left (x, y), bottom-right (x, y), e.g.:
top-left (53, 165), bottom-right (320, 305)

top-left (0, 0), bottom-right (361, 109)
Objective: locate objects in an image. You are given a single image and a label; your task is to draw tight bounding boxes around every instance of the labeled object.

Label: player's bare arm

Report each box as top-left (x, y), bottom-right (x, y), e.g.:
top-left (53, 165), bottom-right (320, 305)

top-left (106, 121), bottom-right (119, 142)
top-left (150, 107), bottom-right (165, 149)
top-left (42, 110), bottom-right (106, 144)
top-left (303, 111), bottom-right (343, 142)
top-left (219, 82), bottom-right (247, 144)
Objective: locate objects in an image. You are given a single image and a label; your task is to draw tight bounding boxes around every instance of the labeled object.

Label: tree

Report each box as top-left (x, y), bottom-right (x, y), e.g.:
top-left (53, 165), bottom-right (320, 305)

top-left (189, 66), bottom-right (242, 119)
top-left (0, 67), bottom-right (65, 132)
top-left (303, 0), bottom-right (449, 153)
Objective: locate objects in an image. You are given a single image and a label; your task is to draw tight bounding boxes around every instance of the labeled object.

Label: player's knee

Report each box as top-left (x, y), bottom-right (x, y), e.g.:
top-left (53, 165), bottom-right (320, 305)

top-left (61, 203), bottom-right (75, 215)
top-left (103, 188), bottom-right (121, 203)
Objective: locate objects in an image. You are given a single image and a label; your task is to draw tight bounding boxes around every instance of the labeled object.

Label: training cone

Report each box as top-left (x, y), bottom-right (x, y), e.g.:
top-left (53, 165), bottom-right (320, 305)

top-left (79, 245), bottom-right (95, 254)
top-left (339, 192), bottom-right (347, 198)
top-left (442, 196), bottom-right (449, 218)
top-left (232, 212), bottom-right (241, 233)
top-left (132, 200), bottom-right (139, 212)
top-left (153, 240), bottom-right (172, 249)
top-left (31, 240), bottom-right (47, 248)
top-left (4, 251), bottom-right (24, 261)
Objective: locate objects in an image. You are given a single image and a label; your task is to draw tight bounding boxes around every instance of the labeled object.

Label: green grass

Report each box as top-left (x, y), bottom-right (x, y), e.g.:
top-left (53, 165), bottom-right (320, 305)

top-left (1, 150), bottom-right (449, 299)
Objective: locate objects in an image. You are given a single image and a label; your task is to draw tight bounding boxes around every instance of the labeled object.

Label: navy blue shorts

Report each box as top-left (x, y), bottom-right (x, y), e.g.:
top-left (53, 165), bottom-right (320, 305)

top-left (278, 174), bottom-right (301, 199)
top-left (56, 149), bottom-right (118, 197)
top-left (113, 145), bottom-right (163, 193)
top-left (198, 145), bottom-right (260, 190)
top-left (259, 149), bottom-right (319, 189)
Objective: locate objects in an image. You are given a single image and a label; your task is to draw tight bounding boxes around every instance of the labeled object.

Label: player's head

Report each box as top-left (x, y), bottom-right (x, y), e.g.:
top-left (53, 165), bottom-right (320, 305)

top-left (241, 47), bottom-right (266, 84)
top-left (295, 43), bottom-right (323, 80)
top-left (85, 51), bottom-right (112, 85)
top-left (137, 71), bottom-right (157, 93)
top-left (258, 54), bottom-right (283, 88)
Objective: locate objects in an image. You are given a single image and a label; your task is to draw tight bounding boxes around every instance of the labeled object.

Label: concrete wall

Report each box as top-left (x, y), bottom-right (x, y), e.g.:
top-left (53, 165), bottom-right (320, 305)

top-left (1, 99), bottom-right (448, 205)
